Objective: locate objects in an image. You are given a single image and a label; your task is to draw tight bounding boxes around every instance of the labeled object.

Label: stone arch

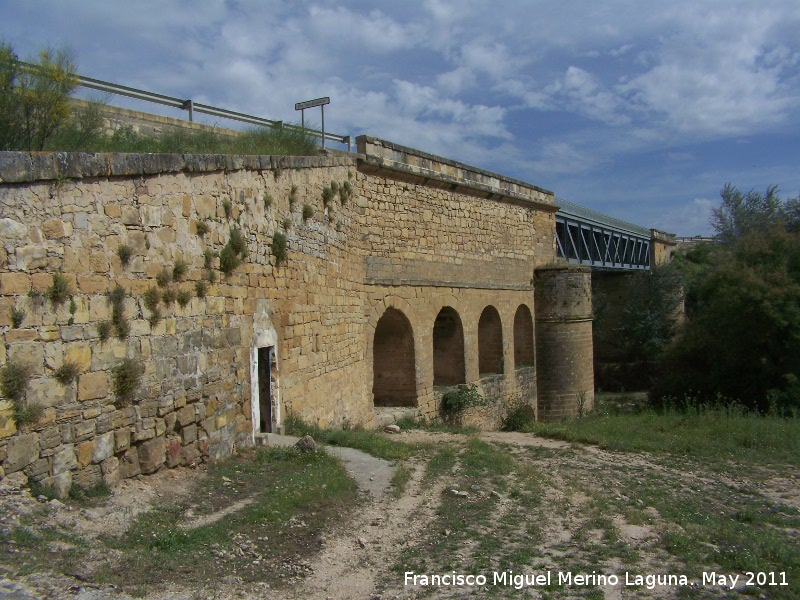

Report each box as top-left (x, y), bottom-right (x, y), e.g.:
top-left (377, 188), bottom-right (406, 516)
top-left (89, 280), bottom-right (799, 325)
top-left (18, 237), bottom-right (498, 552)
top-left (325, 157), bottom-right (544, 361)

top-left (372, 307), bottom-right (416, 407)
top-left (433, 306), bottom-right (465, 386)
top-left (513, 304), bottom-right (535, 368)
top-left (478, 305), bottom-right (504, 375)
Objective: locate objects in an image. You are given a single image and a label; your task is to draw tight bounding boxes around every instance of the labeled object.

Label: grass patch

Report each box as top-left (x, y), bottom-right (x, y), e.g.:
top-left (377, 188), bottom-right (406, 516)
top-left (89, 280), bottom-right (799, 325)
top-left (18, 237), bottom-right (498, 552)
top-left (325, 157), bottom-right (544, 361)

top-left (390, 463), bottom-right (412, 498)
top-left (284, 414), bottom-right (422, 461)
top-left (109, 446), bottom-right (357, 589)
top-left (527, 400), bottom-right (800, 466)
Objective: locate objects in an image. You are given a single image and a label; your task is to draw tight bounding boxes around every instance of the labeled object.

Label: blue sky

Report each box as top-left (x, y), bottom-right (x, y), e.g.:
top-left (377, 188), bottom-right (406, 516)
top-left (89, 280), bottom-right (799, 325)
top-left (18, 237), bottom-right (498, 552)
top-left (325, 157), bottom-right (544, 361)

top-left (3, 0), bottom-right (799, 236)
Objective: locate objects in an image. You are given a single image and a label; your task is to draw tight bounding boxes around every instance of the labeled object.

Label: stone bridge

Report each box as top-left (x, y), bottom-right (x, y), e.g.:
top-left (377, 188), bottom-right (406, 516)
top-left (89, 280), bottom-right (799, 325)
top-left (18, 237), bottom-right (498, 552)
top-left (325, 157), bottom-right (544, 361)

top-left (0, 136), bottom-right (670, 492)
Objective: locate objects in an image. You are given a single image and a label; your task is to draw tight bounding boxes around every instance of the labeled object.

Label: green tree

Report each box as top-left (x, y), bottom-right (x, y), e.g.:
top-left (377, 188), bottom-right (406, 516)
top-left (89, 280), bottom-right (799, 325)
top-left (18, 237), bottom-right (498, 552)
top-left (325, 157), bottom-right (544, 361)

top-left (593, 264), bottom-right (683, 391)
top-left (653, 185), bottom-right (800, 411)
top-left (0, 43), bottom-right (78, 151)
top-left (711, 183), bottom-right (786, 245)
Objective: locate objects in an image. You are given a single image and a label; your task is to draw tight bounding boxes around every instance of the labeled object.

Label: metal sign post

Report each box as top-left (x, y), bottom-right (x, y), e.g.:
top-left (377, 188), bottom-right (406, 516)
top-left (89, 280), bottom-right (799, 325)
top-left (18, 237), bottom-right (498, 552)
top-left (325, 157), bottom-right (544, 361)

top-left (295, 97), bottom-right (330, 148)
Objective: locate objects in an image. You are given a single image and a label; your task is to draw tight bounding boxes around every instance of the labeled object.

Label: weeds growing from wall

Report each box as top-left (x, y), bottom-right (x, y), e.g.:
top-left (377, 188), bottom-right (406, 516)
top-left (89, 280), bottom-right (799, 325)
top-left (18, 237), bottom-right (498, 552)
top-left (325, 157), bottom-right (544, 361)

top-left (271, 231), bottom-right (288, 265)
top-left (108, 285), bottom-right (129, 340)
top-left (96, 320), bottom-right (113, 342)
top-left (10, 307), bottom-right (25, 328)
top-left (161, 287), bottom-right (176, 307)
top-left (194, 280), bottom-right (207, 298)
top-left (263, 193), bottom-right (273, 210)
top-left (0, 358), bottom-right (42, 427)
top-left (219, 228), bottom-right (248, 276)
top-left (172, 259), bottom-right (188, 281)
top-left (195, 220), bottom-right (209, 237)
top-left (176, 289), bottom-right (192, 308)
top-left (340, 180), bottom-right (353, 205)
top-left (0, 358), bottom-right (30, 403)
top-left (53, 361), bottom-right (80, 385)
top-left (155, 268), bottom-right (171, 288)
top-left (288, 185), bottom-right (297, 210)
top-left (112, 358), bottom-right (144, 407)
top-left (302, 203), bottom-right (314, 221)
top-left (142, 287), bottom-right (160, 312)
top-left (116, 244), bottom-right (133, 267)
top-left (45, 272), bottom-right (72, 308)
top-left (203, 249), bottom-right (215, 269)
top-left (321, 186), bottom-right (334, 206)
top-left (222, 198), bottom-right (232, 219)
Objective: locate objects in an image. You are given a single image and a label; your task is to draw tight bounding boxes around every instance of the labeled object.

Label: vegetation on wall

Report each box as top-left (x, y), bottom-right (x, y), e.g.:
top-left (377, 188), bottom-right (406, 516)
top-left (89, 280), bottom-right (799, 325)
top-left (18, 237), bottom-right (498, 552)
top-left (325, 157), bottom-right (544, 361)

top-left (270, 231), bottom-right (288, 265)
top-left (44, 272), bottom-right (72, 308)
top-left (219, 227), bottom-right (248, 275)
top-left (112, 358), bottom-right (144, 407)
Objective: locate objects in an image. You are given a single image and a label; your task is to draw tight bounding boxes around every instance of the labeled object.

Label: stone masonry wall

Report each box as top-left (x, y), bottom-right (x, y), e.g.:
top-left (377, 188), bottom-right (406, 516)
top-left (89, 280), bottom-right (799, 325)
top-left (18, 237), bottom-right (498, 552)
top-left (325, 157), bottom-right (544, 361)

top-left (0, 152), bottom-right (368, 494)
top-left (0, 139), bottom-right (590, 493)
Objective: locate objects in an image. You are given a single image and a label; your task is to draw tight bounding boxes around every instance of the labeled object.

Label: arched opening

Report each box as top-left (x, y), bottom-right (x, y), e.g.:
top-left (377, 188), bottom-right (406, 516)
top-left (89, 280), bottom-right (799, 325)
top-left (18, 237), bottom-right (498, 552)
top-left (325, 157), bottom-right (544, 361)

top-left (372, 308), bottom-right (416, 407)
top-left (478, 306), bottom-right (504, 375)
top-left (513, 304), bottom-right (535, 368)
top-left (433, 307), bottom-right (466, 386)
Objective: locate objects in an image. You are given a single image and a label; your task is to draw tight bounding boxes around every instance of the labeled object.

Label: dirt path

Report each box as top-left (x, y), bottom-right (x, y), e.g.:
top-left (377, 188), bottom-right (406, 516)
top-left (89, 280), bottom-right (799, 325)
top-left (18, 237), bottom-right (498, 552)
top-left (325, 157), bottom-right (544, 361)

top-left (1, 430), bottom-right (797, 599)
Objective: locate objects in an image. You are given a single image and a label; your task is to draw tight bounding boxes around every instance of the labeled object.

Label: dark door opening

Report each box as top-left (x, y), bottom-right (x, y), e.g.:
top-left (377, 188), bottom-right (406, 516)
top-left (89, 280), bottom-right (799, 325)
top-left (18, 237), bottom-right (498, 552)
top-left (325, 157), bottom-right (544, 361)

top-left (258, 346), bottom-right (273, 432)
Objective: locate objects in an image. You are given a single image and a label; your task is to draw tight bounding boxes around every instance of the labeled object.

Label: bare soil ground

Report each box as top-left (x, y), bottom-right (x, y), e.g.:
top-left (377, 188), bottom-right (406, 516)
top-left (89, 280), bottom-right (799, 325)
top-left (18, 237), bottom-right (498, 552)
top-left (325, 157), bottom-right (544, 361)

top-left (1, 430), bottom-right (797, 599)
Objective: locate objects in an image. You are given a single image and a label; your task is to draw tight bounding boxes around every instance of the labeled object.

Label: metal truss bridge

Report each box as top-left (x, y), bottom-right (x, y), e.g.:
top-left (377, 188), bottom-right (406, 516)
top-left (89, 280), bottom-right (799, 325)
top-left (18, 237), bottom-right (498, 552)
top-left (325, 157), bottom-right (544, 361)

top-left (556, 198), bottom-right (652, 271)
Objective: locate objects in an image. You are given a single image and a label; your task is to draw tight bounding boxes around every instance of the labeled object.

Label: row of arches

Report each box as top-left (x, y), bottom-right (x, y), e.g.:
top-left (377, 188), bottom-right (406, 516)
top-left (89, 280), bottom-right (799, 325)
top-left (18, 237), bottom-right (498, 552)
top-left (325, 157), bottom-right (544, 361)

top-left (373, 304), bottom-right (535, 407)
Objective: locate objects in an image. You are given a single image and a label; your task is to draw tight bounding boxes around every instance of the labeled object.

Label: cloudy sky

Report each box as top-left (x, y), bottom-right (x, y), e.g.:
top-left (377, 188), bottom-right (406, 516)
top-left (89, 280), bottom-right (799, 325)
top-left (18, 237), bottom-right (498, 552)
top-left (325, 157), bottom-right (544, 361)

top-left (3, 1), bottom-right (800, 235)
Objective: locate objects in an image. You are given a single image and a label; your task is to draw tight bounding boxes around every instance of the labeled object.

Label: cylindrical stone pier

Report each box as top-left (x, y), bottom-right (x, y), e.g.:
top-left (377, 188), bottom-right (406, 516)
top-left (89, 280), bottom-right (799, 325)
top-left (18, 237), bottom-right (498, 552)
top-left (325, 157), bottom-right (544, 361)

top-left (534, 265), bottom-right (594, 421)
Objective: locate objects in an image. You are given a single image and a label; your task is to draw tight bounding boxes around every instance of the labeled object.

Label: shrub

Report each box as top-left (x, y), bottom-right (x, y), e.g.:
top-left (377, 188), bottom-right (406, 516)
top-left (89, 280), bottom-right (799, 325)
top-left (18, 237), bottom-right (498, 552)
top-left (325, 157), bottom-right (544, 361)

top-left (108, 284), bottom-right (128, 340)
top-left (155, 267), bottom-right (172, 287)
top-left (176, 289), bottom-right (192, 308)
top-left (112, 358), bottom-right (144, 406)
top-left (147, 306), bottom-right (161, 328)
top-left (340, 180), bottom-right (353, 204)
top-left (0, 358), bottom-right (30, 403)
top-left (53, 361), bottom-right (80, 385)
top-left (228, 227), bottom-right (248, 258)
top-left (195, 220), bottom-right (209, 236)
top-left (45, 272), bottom-right (72, 308)
top-left (302, 203), bottom-right (314, 221)
top-left (195, 280), bottom-right (208, 298)
top-left (142, 286), bottom-right (160, 312)
top-left (501, 399), bottom-right (536, 431)
top-left (203, 248), bottom-right (216, 269)
top-left (0, 44), bottom-right (78, 151)
top-left (218, 244), bottom-right (241, 275)
top-left (288, 185), bottom-right (298, 209)
top-left (161, 287), bottom-right (177, 306)
top-left (96, 320), bottom-right (113, 342)
top-left (271, 231), bottom-right (288, 265)
top-left (282, 217), bottom-right (291, 231)
top-left (321, 186), bottom-right (334, 206)
top-left (13, 403), bottom-right (44, 427)
top-left (116, 243), bottom-right (133, 267)
top-left (263, 193), bottom-right (273, 210)
top-left (222, 198), bottom-right (232, 219)
top-left (10, 307), bottom-right (25, 328)
top-left (172, 259), bottom-right (189, 281)
top-left (441, 384), bottom-right (488, 418)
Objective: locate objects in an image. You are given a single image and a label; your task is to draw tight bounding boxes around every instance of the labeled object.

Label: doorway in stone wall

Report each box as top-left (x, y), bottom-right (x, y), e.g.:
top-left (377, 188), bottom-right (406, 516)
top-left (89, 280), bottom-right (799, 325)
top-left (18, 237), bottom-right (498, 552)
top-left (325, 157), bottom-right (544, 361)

top-left (257, 346), bottom-right (274, 433)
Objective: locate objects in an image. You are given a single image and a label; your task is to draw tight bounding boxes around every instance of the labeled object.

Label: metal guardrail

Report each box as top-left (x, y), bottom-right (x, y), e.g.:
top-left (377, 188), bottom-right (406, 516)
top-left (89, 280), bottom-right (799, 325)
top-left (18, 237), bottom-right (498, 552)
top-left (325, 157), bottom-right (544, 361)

top-left (18, 61), bottom-right (352, 151)
top-left (555, 197), bottom-right (651, 270)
